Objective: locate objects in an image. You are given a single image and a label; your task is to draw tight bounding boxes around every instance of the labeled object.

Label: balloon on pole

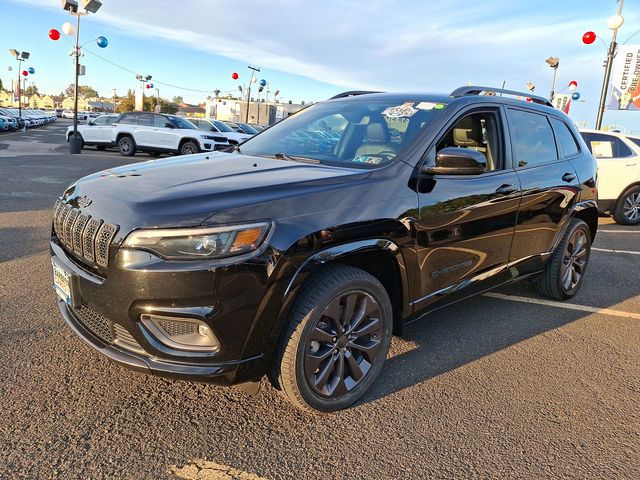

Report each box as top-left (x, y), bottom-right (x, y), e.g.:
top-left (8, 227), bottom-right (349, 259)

top-left (232, 72), bottom-right (239, 80)
top-left (259, 79), bottom-right (267, 87)
top-left (22, 70), bottom-right (28, 77)
top-left (571, 92), bottom-right (581, 100)
top-left (62, 22), bottom-right (75, 36)
top-left (568, 81), bottom-right (578, 92)
top-left (49, 29), bottom-right (61, 41)
top-left (28, 67), bottom-right (35, 74)
top-left (96, 36), bottom-right (108, 48)
top-left (582, 31), bottom-right (596, 45)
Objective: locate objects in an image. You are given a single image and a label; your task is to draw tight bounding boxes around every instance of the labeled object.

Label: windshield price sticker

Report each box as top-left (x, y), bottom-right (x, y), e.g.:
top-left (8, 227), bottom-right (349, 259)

top-left (352, 155), bottom-right (383, 165)
top-left (382, 102), bottom-right (418, 118)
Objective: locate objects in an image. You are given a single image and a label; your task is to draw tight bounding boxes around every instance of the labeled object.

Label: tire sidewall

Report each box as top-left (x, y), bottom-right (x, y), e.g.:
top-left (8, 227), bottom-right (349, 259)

top-left (559, 221), bottom-right (592, 298)
top-left (292, 276), bottom-right (392, 412)
top-left (181, 141), bottom-right (198, 155)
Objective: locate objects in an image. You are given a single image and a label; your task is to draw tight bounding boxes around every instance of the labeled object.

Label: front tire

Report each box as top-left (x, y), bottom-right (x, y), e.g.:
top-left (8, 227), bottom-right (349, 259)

top-left (534, 218), bottom-right (591, 300)
top-left (180, 140), bottom-right (199, 155)
top-left (274, 265), bottom-right (392, 413)
top-left (612, 186), bottom-right (640, 225)
top-left (117, 136), bottom-right (136, 157)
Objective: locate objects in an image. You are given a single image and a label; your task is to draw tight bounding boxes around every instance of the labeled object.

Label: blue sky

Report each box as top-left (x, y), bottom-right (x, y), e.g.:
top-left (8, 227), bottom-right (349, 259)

top-left (2, 0), bottom-right (640, 132)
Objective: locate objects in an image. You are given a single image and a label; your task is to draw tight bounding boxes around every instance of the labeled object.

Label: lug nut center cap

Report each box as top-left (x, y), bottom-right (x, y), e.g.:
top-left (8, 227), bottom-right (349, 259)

top-left (336, 336), bottom-right (348, 349)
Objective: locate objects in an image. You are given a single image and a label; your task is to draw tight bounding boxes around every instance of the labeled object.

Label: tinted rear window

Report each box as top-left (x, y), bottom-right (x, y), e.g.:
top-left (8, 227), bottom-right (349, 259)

top-left (551, 118), bottom-right (579, 157)
top-left (507, 109), bottom-right (558, 168)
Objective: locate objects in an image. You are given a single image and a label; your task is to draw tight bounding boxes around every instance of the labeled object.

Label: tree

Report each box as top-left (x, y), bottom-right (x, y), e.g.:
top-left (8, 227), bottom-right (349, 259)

top-left (0, 78), bottom-right (3, 91)
top-left (65, 84), bottom-right (99, 98)
top-left (172, 95), bottom-right (184, 104)
top-left (117, 90), bottom-right (135, 112)
top-left (25, 85), bottom-right (39, 96)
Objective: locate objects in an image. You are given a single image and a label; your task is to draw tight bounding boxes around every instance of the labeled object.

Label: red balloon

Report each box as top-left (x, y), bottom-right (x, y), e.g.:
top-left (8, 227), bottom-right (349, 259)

top-left (582, 31), bottom-right (596, 45)
top-left (232, 72), bottom-right (239, 80)
top-left (22, 70), bottom-right (28, 77)
top-left (49, 28), bottom-right (61, 41)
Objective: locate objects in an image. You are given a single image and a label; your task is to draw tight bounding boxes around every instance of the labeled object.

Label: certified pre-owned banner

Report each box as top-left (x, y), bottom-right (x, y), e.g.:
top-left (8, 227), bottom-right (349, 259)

top-left (608, 45), bottom-right (640, 111)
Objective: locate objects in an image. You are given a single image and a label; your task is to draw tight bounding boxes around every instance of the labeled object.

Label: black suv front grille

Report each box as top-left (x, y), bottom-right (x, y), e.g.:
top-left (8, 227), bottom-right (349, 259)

top-left (53, 199), bottom-right (119, 267)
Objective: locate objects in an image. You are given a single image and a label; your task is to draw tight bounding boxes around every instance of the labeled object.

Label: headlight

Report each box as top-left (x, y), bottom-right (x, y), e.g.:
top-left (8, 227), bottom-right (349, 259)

top-left (200, 135), bottom-right (218, 140)
top-left (122, 222), bottom-right (271, 260)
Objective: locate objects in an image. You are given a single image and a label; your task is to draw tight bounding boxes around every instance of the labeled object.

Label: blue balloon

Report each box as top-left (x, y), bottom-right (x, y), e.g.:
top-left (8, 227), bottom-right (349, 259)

top-left (571, 92), bottom-right (580, 100)
top-left (28, 67), bottom-right (35, 74)
top-left (96, 36), bottom-right (108, 48)
top-left (259, 79), bottom-right (267, 87)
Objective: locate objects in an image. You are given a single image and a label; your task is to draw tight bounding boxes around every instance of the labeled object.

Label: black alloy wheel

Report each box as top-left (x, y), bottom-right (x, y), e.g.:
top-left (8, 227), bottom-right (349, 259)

top-left (559, 228), bottom-right (589, 293)
top-left (304, 290), bottom-right (383, 397)
top-left (274, 265), bottom-right (392, 412)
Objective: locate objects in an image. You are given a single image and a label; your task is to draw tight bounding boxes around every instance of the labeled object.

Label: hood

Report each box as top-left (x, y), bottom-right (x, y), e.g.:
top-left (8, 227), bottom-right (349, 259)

top-left (62, 152), bottom-right (370, 229)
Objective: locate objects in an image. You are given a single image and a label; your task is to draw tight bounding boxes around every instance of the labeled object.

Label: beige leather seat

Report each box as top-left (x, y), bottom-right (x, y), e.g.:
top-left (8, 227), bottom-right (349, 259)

top-left (452, 117), bottom-right (494, 170)
top-left (355, 121), bottom-right (398, 158)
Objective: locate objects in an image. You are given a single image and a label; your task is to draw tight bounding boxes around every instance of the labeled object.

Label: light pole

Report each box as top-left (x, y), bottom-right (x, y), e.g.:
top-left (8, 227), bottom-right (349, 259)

top-left (8, 49), bottom-right (29, 122)
top-left (112, 88), bottom-right (117, 113)
top-left (583, 0), bottom-right (626, 129)
top-left (545, 57), bottom-right (560, 101)
top-left (155, 88), bottom-right (160, 112)
top-left (136, 74), bottom-right (152, 110)
top-left (54, 0), bottom-right (107, 154)
top-left (245, 65), bottom-right (260, 123)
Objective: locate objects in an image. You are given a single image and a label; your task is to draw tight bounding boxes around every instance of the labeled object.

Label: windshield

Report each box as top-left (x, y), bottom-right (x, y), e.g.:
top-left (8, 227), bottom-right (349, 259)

top-left (167, 116), bottom-right (197, 130)
top-left (212, 120), bottom-right (235, 132)
top-left (240, 98), bottom-right (446, 168)
top-left (238, 123), bottom-right (259, 134)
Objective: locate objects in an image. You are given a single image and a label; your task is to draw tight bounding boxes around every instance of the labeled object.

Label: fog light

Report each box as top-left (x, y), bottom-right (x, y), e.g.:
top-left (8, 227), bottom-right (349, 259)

top-left (140, 314), bottom-right (220, 353)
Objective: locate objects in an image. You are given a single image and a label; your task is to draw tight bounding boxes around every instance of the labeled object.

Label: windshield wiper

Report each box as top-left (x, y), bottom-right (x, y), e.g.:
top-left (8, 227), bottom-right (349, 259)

top-left (273, 152), bottom-right (320, 164)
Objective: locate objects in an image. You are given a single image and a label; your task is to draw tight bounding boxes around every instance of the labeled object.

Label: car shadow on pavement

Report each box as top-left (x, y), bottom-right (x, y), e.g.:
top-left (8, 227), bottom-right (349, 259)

top-left (364, 289), bottom-right (590, 405)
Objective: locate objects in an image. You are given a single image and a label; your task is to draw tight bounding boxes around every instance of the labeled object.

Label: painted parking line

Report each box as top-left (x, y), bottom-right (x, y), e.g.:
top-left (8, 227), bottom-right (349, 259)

top-left (483, 292), bottom-right (640, 320)
top-left (598, 229), bottom-right (640, 233)
top-left (172, 460), bottom-right (268, 480)
top-left (592, 247), bottom-right (640, 255)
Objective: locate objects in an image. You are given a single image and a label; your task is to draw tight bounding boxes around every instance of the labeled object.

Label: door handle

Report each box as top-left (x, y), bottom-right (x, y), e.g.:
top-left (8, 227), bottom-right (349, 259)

top-left (495, 184), bottom-right (518, 195)
top-left (562, 172), bottom-right (576, 183)
top-left (626, 163), bottom-right (637, 166)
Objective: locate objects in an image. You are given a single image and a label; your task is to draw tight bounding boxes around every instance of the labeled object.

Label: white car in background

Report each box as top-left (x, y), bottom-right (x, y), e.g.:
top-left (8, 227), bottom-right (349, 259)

top-left (188, 118), bottom-right (252, 145)
top-left (580, 129), bottom-right (640, 225)
top-left (66, 114), bottom-right (119, 150)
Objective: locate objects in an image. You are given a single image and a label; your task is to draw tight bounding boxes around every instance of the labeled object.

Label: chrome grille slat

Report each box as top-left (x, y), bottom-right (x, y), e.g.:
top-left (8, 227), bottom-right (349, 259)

top-left (95, 223), bottom-right (118, 267)
top-left (64, 209), bottom-right (80, 250)
top-left (72, 214), bottom-right (89, 256)
top-left (82, 218), bottom-right (102, 263)
top-left (51, 199), bottom-right (119, 268)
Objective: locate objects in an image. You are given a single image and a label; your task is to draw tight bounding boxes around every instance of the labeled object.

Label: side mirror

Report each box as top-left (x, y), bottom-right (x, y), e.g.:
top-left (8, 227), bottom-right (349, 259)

top-left (164, 122), bottom-right (176, 129)
top-left (423, 147), bottom-right (486, 175)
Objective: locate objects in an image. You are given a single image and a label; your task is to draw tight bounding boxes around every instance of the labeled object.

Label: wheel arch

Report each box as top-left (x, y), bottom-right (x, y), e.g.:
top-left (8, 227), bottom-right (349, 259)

top-left (178, 137), bottom-right (199, 149)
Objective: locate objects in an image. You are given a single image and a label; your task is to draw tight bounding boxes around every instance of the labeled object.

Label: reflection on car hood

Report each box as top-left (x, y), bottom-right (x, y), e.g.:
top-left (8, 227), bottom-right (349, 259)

top-left (62, 152), bottom-right (371, 229)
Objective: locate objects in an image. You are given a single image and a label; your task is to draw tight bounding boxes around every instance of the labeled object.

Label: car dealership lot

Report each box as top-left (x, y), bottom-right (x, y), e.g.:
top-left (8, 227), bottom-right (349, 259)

top-left (0, 122), bottom-right (638, 479)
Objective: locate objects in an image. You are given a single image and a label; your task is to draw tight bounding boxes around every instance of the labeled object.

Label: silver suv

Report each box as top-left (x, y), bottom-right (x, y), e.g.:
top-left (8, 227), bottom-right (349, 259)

top-left (111, 112), bottom-right (230, 157)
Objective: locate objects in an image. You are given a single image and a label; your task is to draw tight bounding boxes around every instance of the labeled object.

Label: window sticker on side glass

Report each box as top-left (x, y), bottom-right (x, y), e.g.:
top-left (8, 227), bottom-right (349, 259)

top-left (590, 141), bottom-right (613, 158)
top-left (352, 155), bottom-right (383, 165)
top-left (382, 102), bottom-right (417, 118)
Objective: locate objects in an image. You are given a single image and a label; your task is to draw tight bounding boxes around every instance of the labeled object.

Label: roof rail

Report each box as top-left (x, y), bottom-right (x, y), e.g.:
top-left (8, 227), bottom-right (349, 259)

top-left (450, 86), bottom-right (553, 107)
top-left (329, 91), bottom-right (382, 100)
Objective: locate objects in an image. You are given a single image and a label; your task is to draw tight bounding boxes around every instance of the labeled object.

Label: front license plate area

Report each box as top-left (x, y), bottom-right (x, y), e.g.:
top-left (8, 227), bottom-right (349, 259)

top-left (52, 258), bottom-right (73, 306)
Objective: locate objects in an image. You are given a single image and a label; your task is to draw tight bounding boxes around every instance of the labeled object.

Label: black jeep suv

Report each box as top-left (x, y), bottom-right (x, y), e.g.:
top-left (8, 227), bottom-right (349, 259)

top-left (50, 87), bottom-right (598, 412)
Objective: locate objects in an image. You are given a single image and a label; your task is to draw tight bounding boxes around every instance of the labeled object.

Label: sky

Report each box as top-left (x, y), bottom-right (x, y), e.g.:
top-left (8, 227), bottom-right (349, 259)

top-left (1, 0), bottom-right (640, 132)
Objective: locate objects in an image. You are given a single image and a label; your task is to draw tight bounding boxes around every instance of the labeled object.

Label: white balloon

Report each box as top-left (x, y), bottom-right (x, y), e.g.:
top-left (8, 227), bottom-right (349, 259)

top-left (62, 22), bottom-right (75, 35)
top-left (251, 77), bottom-right (257, 84)
top-left (607, 14), bottom-right (624, 30)
top-left (568, 84), bottom-right (577, 92)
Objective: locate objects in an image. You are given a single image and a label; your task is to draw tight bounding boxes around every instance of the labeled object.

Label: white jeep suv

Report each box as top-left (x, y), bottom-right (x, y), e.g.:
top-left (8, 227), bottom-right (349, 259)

top-left (580, 129), bottom-right (640, 225)
top-left (111, 112), bottom-right (230, 157)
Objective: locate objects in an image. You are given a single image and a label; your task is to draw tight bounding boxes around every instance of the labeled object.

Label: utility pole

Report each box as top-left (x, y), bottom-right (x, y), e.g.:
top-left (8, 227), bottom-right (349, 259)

top-left (112, 88), bottom-right (117, 113)
top-left (596, 0), bottom-right (624, 130)
top-left (245, 65), bottom-right (260, 123)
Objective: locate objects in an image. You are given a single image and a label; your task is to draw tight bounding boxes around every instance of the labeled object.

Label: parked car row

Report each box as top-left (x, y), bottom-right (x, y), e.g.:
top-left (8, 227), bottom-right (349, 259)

top-left (61, 109), bottom-right (97, 122)
top-left (0, 107), bottom-right (56, 130)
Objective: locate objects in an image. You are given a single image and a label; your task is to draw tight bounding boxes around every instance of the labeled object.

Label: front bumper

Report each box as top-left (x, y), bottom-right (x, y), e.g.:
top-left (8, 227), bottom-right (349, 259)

top-left (50, 234), bottom-right (275, 385)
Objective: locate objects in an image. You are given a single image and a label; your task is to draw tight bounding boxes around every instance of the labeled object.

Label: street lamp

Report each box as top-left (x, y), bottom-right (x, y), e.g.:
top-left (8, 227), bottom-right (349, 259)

top-left (52, 0), bottom-right (107, 154)
top-left (582, 0), bottom-right (626, 129)
top-left (136, 74), bottom-right (152, 110)
top-left (245, 65), bottom-right (260, 123)
top-left (545, 56), bottom-right (560, 101)
top-left (8, 49), bottom-right (30, 123)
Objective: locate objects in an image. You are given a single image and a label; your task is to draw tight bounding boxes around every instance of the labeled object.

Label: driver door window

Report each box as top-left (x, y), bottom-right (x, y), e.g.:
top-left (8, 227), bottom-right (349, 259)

top-left (436, 111), bottom-right (501, 172)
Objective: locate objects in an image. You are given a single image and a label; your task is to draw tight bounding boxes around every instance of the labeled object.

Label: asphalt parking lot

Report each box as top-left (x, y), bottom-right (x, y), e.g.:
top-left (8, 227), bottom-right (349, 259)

top-left (0, 120), bottom-right (638, 479)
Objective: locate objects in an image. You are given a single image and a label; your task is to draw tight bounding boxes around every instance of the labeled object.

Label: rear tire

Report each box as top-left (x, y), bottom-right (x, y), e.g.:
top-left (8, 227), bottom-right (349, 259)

top-left (118, 136), bottom-right (136, 157)
top-left (533, 218), bottom-right (591, 300)
top-left (612, 186), bottom-right (640, 225)
top-left (274, 265), bottom-right (392, 413)
top-left (180, 141), bottom-right (199, 155)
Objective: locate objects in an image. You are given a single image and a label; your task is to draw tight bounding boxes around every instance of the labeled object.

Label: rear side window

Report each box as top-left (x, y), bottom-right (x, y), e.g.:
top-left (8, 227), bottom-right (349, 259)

top-left (551, 118), bottom-right (579, 157)
top-left (153, 115), bottom-right (168, 128)
top-left (138, 114), bottom-right (153, 126)
top-left (628, 137), bottom-right (640, 149)
top-left (119, 113), bottom-right (138, 125)
top-left (580, 132), bottom-right (634, 158)
top-left (507, 109), bottom-right (558, 168)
